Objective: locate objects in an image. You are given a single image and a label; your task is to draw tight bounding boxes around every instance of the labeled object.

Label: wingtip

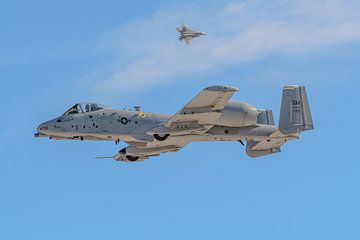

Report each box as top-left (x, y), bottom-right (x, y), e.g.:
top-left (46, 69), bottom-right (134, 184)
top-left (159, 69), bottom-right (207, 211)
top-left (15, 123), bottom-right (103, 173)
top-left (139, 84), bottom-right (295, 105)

top-left (204, 85), bottom-right (239, 92)
top-left (283, 85), bottom-right (304, 90)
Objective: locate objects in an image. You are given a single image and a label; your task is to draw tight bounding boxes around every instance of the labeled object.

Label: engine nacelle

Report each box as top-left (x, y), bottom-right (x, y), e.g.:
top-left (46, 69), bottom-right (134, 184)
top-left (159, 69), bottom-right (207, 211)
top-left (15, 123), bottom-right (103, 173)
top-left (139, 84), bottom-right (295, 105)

top-left (216, 102), bottom-right (258, 127)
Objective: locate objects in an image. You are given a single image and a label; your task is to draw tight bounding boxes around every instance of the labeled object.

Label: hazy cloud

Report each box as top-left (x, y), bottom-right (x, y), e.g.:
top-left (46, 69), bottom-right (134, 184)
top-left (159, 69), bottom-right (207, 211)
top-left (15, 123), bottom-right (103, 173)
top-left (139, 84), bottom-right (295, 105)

top-left (95, 0), bottom-right (360, 93)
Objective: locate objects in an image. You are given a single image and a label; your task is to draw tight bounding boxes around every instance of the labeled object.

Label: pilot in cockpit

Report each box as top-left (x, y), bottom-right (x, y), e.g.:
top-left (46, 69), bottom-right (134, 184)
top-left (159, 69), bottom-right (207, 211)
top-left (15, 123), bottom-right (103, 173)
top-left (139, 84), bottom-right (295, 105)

top-left (91, 103), bottom-right (97, 111)
top-left (63, 103), bottom-right (110, 116)
top-left (64, 104), bottom-right (82, 115)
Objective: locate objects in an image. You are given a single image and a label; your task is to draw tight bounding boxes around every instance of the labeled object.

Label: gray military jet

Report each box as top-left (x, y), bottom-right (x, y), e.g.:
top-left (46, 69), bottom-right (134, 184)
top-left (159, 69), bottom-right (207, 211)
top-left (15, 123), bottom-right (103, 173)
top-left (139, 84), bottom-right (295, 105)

top-left (35, 85), bottom-right (313, 162)
top-left (177, 24), bottom-right (207, 45)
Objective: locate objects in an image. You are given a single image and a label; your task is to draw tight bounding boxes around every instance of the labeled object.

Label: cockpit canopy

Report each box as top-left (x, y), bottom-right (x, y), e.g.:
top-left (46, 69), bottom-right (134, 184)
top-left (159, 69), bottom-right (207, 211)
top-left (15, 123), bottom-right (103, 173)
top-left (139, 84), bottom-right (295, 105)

top-left (63, 102), bottom-right (110, 115)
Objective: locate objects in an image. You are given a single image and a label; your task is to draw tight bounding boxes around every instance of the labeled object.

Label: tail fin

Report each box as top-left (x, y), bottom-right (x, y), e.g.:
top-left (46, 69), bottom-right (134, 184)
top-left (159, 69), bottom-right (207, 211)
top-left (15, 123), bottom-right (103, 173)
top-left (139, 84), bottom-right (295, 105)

top-left (257, 109), bottom-right (275, 125)
top-left (279, 86), bottom-right (314, 134)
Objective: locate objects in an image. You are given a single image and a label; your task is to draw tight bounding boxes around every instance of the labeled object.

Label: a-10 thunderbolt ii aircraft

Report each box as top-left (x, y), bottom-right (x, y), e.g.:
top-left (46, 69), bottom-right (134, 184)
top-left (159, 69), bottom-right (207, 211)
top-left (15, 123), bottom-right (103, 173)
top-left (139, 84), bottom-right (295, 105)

top-left (35, 85), bottom-right (313, 162)
top-left (176, 24), bottom-right (207, 45)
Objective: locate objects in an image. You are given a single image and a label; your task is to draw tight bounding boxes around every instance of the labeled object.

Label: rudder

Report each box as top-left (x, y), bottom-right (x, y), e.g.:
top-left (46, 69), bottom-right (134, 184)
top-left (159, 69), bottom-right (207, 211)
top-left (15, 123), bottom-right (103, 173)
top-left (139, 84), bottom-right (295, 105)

top-left (279, 86), bottom-right (313, 134)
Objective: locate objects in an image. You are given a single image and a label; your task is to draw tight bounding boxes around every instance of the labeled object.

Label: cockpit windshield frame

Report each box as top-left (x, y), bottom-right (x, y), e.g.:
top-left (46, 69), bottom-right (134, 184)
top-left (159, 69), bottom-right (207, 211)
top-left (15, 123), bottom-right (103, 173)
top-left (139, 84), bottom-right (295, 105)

top-left (62, 102), bottom-right (110, 116)
top-left (62, 104), bottom-right (82, 115)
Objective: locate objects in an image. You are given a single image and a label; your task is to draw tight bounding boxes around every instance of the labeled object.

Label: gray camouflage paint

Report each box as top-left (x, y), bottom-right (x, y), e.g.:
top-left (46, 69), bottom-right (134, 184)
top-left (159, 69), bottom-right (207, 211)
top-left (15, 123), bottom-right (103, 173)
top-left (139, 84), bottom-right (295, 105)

top-left (36, 85), bottom-right (313, 162)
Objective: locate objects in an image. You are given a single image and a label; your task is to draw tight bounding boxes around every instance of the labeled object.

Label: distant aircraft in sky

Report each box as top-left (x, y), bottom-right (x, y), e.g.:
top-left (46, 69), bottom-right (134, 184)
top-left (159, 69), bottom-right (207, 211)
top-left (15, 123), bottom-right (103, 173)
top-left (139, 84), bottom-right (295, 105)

top-left (176, 24), bottom-right (207, 45)
top-left (35, 85), bottom-right (313, 162)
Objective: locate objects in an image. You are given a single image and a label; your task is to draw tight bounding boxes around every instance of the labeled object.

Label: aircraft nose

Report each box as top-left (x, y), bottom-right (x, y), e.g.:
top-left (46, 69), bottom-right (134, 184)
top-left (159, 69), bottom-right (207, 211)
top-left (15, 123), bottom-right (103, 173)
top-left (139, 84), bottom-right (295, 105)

top-left (37, 122), bottom-right (49, 134)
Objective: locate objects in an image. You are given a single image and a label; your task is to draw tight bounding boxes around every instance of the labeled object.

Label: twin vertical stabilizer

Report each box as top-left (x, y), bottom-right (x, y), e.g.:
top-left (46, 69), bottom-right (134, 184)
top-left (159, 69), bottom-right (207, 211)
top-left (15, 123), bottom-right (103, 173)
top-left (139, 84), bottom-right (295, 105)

top-left (279, 86), bottom-right (313, 134)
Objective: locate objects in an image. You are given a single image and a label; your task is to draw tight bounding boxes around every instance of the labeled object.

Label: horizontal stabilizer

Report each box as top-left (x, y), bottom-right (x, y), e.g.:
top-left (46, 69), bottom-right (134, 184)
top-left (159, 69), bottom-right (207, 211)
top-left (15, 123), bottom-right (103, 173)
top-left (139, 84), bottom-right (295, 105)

top-left (245, 140), bottom-right (282, 158)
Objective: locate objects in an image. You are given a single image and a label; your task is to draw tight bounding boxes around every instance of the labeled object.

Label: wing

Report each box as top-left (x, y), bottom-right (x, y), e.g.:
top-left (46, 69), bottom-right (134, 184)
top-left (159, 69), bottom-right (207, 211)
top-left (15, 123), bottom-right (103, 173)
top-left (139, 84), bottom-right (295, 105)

top-left (177, 24), bottom-right (194, 33)
top-left (112, 136), bottom-right (190, 162)
top-left (184, 37), bottom-right (193, 45)
top-left (148, 85), bottom-right (239, 136)
top-left (182, 24), bottom-right (194, 33)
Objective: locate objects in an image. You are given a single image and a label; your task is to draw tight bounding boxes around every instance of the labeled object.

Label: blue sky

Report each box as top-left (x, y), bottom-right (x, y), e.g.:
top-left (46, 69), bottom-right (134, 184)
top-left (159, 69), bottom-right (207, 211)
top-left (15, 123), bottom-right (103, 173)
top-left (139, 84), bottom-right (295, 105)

top-left (1, 0), bottom-right (360, 239)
